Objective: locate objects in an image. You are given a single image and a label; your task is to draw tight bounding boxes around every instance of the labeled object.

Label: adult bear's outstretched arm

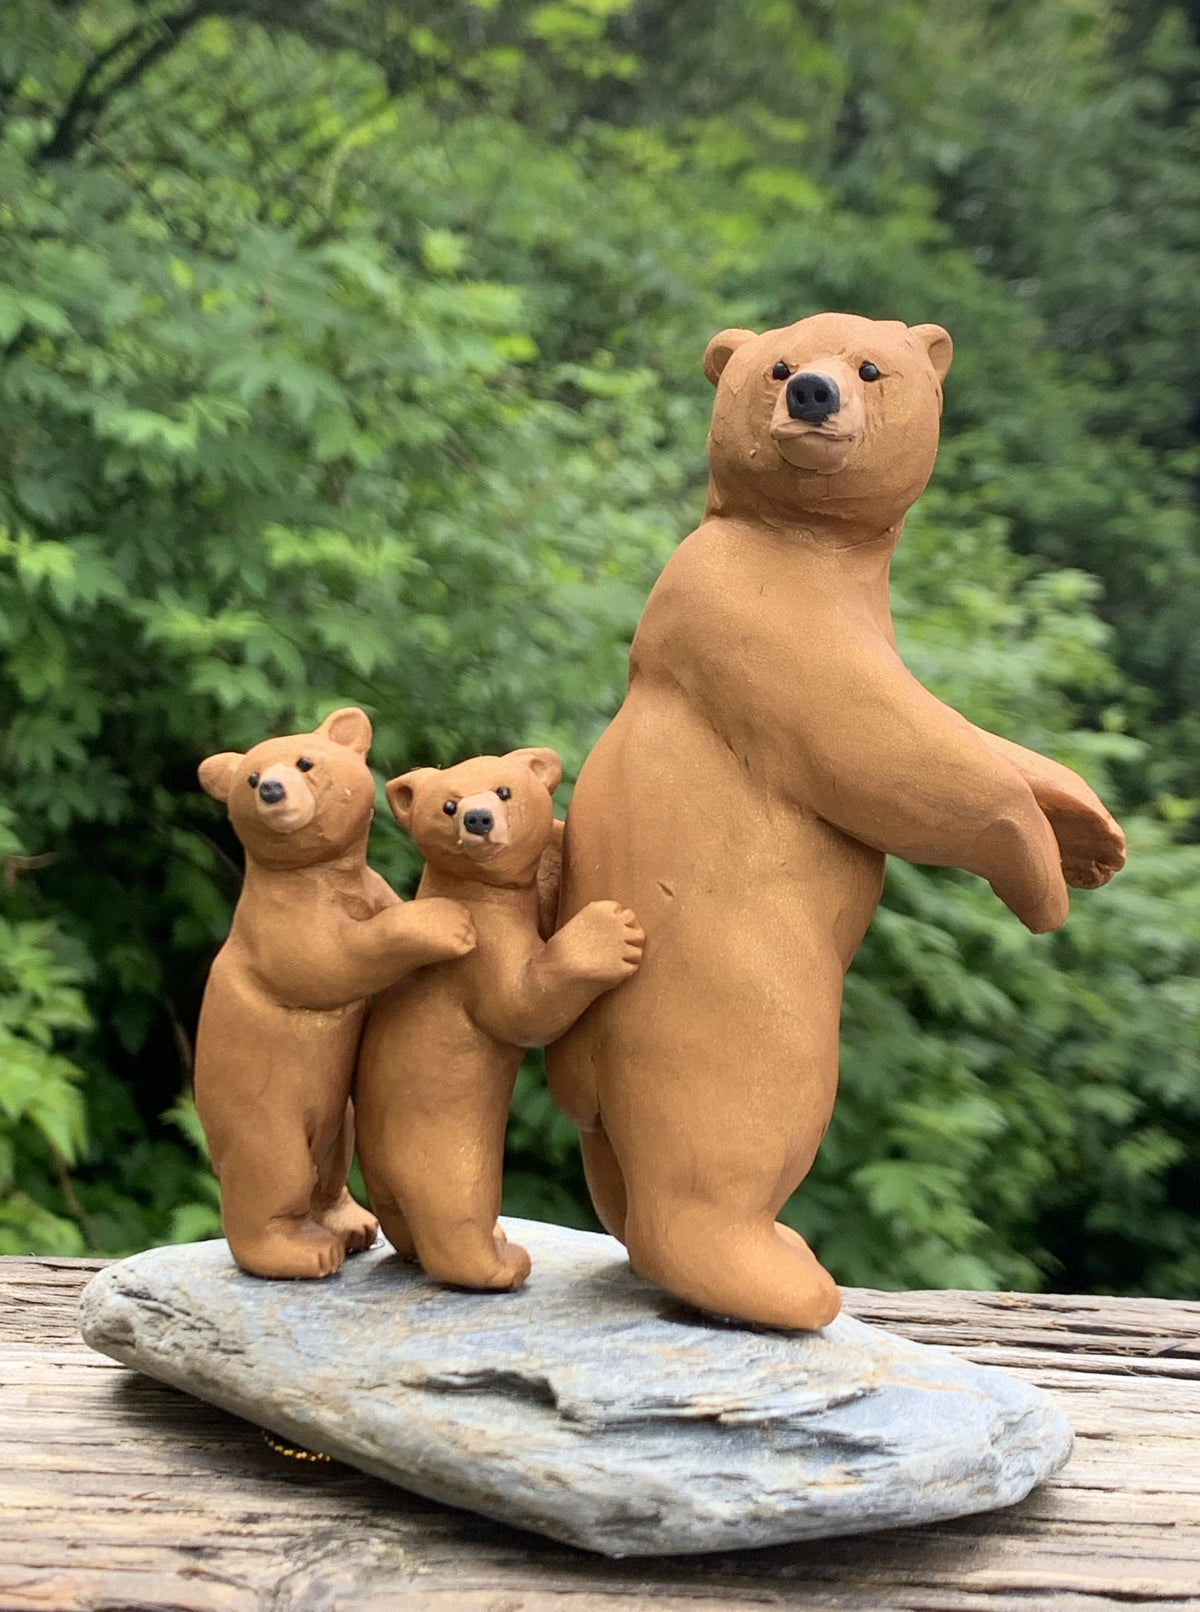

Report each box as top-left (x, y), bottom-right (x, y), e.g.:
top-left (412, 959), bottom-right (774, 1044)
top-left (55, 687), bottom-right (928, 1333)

top-left (966, 726), bottom-right (1126, 889)
top-left (732, 631), bottom-right (1072, 933)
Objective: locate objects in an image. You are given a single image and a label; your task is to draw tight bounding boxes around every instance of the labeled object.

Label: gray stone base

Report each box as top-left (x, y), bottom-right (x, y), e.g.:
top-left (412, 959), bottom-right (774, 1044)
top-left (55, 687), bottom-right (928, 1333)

top-left (78, 1218), bottom-right (1072, 1557)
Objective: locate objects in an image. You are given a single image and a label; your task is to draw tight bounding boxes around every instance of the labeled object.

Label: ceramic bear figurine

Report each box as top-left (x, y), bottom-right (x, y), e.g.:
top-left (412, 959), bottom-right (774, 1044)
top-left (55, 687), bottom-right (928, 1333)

top-left (548, 312), bottom-right (1127, 1331)
top-left (354, 746), bottom-right (644, 1292)
top-left (195, 707), bottom-right (476, 1279)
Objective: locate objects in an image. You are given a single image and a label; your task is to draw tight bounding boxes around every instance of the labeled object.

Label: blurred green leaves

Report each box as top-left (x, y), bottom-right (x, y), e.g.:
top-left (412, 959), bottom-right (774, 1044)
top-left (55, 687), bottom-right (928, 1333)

top-left (0, 0), bottom-right (1198, 1295)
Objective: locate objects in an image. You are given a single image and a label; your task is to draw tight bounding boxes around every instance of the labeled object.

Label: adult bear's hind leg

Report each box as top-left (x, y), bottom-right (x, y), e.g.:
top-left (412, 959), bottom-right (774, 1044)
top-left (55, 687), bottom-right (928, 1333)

top-left (625, 1193), bottom-right (841, 1331)
top-left (581, 1121), bottom-right (628, 1242)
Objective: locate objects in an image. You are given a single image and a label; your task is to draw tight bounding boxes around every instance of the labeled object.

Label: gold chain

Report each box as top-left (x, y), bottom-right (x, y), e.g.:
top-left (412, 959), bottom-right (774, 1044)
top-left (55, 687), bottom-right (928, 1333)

top-left (261, 1428), bottom-right (332, 1463)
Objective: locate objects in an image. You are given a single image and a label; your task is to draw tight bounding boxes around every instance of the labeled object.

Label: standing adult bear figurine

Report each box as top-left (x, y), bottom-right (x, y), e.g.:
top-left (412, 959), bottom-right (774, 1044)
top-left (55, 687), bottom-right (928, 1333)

top-left (355, 747), bottom-right (644, 1294)
top-left (547, 312), bottom-right (1127, 1331)
top-left (195, 707), bottom-right (476, 1280)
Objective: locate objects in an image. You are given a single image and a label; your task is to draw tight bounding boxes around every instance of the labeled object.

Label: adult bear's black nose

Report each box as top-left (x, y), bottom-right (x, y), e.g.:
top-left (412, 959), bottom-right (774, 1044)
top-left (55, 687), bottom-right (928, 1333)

top-left (786, 372), bottom-right (840, 424)
top-left (463, 808), bottom-right (494, 837)
top-left (258, 779), bottom-right (286, 804)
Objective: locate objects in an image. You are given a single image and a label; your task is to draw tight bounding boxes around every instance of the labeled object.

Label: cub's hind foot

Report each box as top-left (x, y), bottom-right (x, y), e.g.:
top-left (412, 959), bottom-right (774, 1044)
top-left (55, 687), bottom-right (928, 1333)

top-left (230, 1219), bottom-right (346, 1280)
top-left (484, 1234), bottom-right (532, 1291)
top-left (426, 1230), bottom-right (532, 1292)
top-left (317, 1189), bottom-right (379, 1253)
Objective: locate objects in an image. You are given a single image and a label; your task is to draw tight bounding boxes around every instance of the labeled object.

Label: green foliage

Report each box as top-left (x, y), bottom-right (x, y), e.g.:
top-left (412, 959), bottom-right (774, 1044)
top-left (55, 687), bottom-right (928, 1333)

top-left (0, 804), bottom-right (89, 1252)
top-left (1, 0), bottom-right (1198, 1293)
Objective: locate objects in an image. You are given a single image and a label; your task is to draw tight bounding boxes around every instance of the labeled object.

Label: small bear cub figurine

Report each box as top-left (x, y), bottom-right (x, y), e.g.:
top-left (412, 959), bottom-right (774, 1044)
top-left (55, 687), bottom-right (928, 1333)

top-left (355, 746), bottom-right (644, 1293)
top-left (195, 708), bottom-right (476, 1280)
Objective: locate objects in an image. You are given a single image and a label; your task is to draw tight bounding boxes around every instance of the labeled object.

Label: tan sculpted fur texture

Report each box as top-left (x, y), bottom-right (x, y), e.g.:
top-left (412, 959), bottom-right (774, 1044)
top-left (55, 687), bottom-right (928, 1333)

top-left (355, 748), bottom-right (644, 1293)
top-left (195, 708), bottom-right (476, 1279)
top-left (547, 312), bottom-right (1126, 1331)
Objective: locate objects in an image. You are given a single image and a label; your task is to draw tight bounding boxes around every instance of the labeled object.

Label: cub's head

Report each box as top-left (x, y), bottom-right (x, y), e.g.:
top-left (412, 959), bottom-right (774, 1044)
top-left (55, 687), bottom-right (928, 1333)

top-left (198, 707), bottom-right (376, 868)
top-left (386, 748), bottom-right (561, 886)
top-left (703, 311), bottom-right (952, 535)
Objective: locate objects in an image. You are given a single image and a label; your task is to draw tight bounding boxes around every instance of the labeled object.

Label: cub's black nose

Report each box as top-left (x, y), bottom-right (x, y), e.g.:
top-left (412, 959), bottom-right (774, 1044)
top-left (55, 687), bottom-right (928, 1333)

top-left (786, 371), bottom-right (840, 424)
top-left (258, 779), bottom-right (286, 804)
top-left (463, 808), bottom-right (494, 837)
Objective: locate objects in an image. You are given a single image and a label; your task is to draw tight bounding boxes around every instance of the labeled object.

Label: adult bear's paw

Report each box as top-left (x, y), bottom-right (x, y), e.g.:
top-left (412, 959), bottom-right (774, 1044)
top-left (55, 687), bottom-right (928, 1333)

top-left (1036, 785), bottom-right (1126, 889)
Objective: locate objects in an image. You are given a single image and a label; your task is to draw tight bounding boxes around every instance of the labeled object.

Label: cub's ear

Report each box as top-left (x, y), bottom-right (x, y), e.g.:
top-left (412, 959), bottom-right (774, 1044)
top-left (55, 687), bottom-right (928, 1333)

top-left (198, 752), bottom-right (243, 803)
top-left (509, 746), bottom-right (563, 794)
top-left (386, 768), bottom-right (438, 833)
top-left (319, 706), bottom-right (372, 755)
top-left (911, 324), bottom-right (953, 383)
top-left (703, 327), bottom-right (757, 386)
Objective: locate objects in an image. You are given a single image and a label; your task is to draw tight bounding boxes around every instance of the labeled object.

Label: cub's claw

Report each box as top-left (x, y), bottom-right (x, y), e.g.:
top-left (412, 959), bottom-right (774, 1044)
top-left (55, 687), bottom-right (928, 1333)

top-left (562, 899), bottom-right (646, 984)
top-left (419, 898), bottom-right (478, 960)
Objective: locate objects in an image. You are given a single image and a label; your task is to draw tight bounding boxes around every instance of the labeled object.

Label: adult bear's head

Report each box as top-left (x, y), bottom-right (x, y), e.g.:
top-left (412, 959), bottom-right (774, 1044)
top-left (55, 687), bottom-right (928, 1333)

top-left (702, 312), bottom-right (952, 538)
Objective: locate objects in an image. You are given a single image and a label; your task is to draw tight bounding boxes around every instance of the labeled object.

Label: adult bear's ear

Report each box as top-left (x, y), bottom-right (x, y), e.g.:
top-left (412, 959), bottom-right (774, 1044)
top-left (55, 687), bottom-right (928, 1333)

top-left (319, 706), bottom-right (372, 755)
top-left (198, 752), bottom-right (243, 803)
top-left (703, 328), bottom-right (757, 386)
top-left (510, 747), bottom-right (563, 794)
top-left (911, 324), bottom-right (953, 383)
top-left (385, 768), bottom-right (437, 832)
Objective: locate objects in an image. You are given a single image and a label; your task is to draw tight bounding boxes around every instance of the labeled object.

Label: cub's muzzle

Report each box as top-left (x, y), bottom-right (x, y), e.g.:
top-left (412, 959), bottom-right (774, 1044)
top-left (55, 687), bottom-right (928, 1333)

top-left (254, 763), bottom-right (316, 833)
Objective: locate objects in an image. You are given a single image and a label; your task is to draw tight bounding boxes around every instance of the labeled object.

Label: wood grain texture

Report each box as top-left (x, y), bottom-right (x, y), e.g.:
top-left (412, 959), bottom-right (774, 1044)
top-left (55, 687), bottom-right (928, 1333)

top-left (1, 1257), bottom-right (1198, 1610)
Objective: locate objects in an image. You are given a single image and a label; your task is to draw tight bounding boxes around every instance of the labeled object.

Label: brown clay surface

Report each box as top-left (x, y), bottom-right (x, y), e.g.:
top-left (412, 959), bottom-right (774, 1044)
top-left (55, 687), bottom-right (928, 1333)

top-left (194, 708), bottom-right (475, 1281)
top-left (355, 748), bottom-right (642, 1292)
top-left (548, 313), bottom-right (1126, 1331)
top-left (7, 1256), bottom-right (1200, 1611)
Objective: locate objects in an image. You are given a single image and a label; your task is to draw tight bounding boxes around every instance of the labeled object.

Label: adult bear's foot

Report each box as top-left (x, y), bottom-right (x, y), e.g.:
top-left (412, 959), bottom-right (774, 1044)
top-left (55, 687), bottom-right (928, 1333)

top-left (773, 1222), bottom-right (843, 1328)
top-left (626, 1202), bottom-right (842, 1331)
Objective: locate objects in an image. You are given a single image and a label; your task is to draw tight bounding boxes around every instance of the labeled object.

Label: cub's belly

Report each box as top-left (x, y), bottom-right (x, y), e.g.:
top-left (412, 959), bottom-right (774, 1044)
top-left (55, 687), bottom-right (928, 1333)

top-left (195, 951), bottom-right (364, 1115)
top-left (562, 689), bottom-right (885, 972)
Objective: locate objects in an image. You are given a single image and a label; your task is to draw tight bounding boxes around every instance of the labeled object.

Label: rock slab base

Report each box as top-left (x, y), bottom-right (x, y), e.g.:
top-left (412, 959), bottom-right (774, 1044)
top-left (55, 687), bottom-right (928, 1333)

top-left (78, 1218), bottom-right (1072, 1557)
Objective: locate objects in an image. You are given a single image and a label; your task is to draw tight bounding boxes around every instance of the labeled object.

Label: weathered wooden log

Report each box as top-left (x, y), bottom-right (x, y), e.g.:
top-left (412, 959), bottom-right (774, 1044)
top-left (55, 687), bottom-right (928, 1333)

top-left (3, 1255), bottom-right (1199, 1609)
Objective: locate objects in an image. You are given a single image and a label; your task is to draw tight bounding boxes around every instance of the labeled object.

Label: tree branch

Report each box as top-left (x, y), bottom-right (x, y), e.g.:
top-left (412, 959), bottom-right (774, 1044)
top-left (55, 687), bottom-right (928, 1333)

top-left (37, 1), bottom-right (218, 163)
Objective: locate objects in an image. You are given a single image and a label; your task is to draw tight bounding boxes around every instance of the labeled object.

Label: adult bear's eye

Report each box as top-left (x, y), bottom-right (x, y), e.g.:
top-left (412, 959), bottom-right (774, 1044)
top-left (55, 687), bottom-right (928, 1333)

top-left (771, 360), bottom-right (790, 380)
top-left (443, 799), bottom-right (458, 816)
top-left (859, 361), bottom-right (881, 381)
top-left (496, 786), bottom-right (512, 801)
top-left (296, 756), bottom-right (314, 772)
top-left (247, 772), bottom-right (260, 788)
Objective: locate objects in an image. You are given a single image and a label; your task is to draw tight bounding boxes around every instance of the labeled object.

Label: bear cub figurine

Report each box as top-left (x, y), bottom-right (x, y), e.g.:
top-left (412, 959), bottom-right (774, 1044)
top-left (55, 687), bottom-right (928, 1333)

top-left (354, 746), bottom-right (644, 1293)
top-left (195, 707), bottom-right (476, 1279)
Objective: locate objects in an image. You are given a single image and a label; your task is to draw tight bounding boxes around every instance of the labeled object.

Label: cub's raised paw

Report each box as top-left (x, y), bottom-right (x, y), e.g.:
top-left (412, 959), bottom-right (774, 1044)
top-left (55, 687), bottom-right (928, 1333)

top-left (561, 899), bottom-right (645, 985)
top-left (416, 897), bottom-right (478, 961)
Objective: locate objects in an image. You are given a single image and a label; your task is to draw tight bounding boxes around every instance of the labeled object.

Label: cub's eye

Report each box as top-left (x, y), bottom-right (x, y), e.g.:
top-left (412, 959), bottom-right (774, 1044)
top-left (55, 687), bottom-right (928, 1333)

top-left (859, 361), bottom-right (881, 382)
top-left (496, 785), bottom-right (512, 801)
top-left (296, 756), bottom-right (314, 772)
top-left (771, 360), bottom-right (791, 380)
top-left (247, 772), bottom-right (260, 788)
top-left (443, 799), bottom-right (458, 817)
